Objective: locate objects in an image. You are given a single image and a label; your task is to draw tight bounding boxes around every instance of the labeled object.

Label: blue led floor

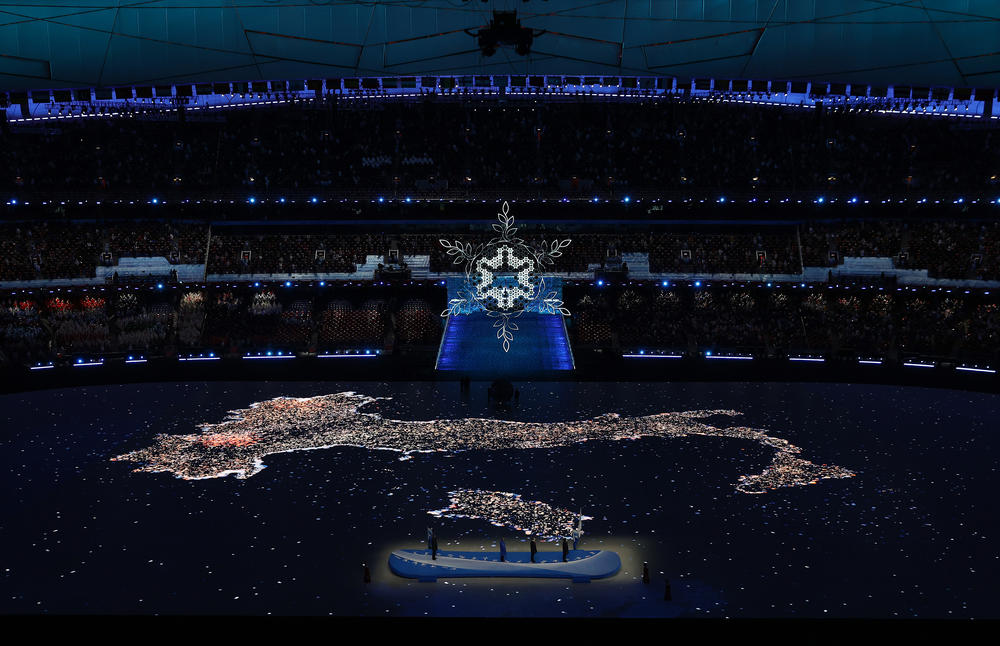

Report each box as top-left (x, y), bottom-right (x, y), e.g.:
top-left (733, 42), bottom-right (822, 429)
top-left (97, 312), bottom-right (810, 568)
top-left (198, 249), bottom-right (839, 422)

top-left (435, 313), bottom-right (574, 374)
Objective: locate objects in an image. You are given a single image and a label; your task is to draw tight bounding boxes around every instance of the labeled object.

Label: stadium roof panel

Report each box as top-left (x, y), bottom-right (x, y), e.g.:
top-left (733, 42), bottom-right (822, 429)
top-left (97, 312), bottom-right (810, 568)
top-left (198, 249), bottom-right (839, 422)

top-left (1, 0), bottom-right (999, 91)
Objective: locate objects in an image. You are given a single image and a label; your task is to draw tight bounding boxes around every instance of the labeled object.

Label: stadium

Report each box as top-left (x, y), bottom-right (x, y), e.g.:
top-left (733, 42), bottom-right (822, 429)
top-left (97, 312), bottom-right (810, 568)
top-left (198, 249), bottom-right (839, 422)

top-left (1, 0), bottom-right (999, 624)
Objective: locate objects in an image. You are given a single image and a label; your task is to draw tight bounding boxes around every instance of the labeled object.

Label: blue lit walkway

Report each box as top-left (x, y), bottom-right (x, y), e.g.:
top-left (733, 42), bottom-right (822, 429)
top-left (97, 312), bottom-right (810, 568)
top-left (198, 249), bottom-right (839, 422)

top-left (435, 312), bottom-right (575, 375)
top-left (389, 549), bottom-right (621, 582)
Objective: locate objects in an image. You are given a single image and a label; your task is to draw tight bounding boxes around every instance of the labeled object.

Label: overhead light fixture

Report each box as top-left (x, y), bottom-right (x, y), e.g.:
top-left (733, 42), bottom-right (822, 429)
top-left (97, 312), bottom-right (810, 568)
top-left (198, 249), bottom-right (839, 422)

top-left (468, 10), bottom-right (543, 57)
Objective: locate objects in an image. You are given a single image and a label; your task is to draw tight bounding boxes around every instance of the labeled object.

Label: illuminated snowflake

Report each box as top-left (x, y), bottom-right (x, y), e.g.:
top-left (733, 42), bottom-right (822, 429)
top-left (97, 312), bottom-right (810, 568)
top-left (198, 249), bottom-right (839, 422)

top-left (440, 201), bottom-right (571, 352)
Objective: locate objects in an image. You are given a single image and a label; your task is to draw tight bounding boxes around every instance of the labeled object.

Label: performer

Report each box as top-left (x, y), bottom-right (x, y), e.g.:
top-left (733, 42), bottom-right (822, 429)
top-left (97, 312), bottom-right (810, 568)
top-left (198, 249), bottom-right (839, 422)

top-left (499, 537), bottom-right (507, 562)
top-left (426, 527), bottom-right (434, 549)
top-left (642, 562), bottom-right (650, 584)
top-left (562, 537), bottom-right (569, 562)
top-left (529, 536), bottom-right (537, 563)
top-left (571, 511), bottom-right (583, 549)
top-left (431, 534), bottom-right (439, 560)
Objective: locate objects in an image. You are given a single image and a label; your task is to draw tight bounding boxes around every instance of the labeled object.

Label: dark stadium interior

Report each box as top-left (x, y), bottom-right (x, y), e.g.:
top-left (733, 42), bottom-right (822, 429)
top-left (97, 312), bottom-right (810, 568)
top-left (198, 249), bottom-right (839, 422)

top-left (3, 0), bottom-right (1000, 626)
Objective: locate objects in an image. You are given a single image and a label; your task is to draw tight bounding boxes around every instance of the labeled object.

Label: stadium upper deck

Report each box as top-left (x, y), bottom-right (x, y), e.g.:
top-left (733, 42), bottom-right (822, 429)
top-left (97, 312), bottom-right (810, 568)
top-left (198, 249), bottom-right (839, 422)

top-left (3, 90), bottom-right (999, 203)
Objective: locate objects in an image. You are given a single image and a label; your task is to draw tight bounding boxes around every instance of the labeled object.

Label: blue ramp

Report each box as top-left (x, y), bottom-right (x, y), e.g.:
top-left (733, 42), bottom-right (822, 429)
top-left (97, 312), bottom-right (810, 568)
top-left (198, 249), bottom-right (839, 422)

top-left (435, 313), bottom-right (574, 375)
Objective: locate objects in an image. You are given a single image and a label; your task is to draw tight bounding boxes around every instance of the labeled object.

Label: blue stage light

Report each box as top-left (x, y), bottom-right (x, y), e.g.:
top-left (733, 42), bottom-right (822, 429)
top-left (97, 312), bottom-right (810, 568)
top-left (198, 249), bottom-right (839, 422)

top-left (767, 282), bottom-right (772, 287)
top-left (818, 197), bottom-right (825, 204)
top-left (151, 198), bottom-right (159, 205)
top-left (279, 197), bottom-right (286, 203)
top-left (623, 196), bottom-right (630, 203)
top-left (284, 281), bottom-right (292, 287)
top-left (719, 197), bottom-right (726, 203)
top-left (661, 280), bottom-right (669, 287)
top-left (378, 197), bottom-right (385, 203)
top-left (597, 280), bottom-right (604, 286)
top-left (706, 351), bottom-right (712, 356)
top-left (405, 197), bottom-right (412, 203)
top-left (694, 280), bottom-right (702, 287)
top-left (266, 351), bottom-right (273, 356)
top-left (248, 197), bottom-right (256, 204)
top-left (310, 197), bottom-right (318, 203)
top-left (319, 281), bottom-right (326, 287)
top-left (156, 283), bottom-right (163, 289)
top-left (254, 281), bottom-right (260, 287)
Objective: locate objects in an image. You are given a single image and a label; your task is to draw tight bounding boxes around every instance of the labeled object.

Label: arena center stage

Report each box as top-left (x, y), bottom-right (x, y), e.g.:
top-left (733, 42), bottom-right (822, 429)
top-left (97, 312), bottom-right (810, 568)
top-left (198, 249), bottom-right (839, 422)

top-left (1, 380), bottom-right (997, 618)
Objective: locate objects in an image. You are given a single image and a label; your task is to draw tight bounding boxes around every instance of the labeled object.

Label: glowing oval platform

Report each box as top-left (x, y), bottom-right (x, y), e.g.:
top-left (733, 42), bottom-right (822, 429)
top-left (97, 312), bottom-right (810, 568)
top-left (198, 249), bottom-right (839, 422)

top-left (389, 549), bottom-right (621, 582)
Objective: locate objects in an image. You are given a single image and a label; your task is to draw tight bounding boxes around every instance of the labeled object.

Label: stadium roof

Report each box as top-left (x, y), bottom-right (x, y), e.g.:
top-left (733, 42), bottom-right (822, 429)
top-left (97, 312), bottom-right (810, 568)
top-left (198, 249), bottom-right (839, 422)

top-left (1, 0), bottom-right (999, 92)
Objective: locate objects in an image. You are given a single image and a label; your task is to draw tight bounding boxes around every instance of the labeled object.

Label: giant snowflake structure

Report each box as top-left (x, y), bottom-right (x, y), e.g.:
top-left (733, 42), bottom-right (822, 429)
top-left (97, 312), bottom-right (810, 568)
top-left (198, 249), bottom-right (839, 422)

top-left (440, 201), bottom-right (571, 352)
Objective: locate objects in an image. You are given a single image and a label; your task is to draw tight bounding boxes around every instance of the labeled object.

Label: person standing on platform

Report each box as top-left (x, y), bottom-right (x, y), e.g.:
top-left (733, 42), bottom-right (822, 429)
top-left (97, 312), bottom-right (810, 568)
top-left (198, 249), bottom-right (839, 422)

top-left (431, 534), bottom-right (439, 560)
top-left (529, 536), bottom-right (537, 563)
top-left (562, 537), bottom-right (569, 562)
top-left (426, 527), bottom-right (434, 549)
top-left (642, 562), bottom-right (650, 584)
top-left (363, 564), bottom-right (371, 584)
top-left (499, 537), bottom-right (507, 562)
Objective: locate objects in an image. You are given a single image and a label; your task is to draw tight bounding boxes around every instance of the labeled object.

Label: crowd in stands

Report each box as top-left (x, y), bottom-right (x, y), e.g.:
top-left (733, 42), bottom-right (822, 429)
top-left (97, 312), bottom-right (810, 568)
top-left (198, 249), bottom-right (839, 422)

top-left (0, 287), bottom-right (443, 365)
top-left (0, 220), bottom-right (207, 281)
top-left (3, 282), bottom-right (996, 367)
top-left (568, 284), bottom-right (998, 363)
top-left (4, 99), bottom-right (1000, 195)
top-left (206, 232), bottom-right (379, 274)
top-left (799, 220), bottom-right (903, 266)
top-left (4, 219), bottom-right (1000, 283)
top-left (392, 299), bottom-right (440, 345)
top-left (903, 220), bottom-right (1000, 281)
top-left (48, 295), bottom-right (110, 353)
top-left (202, 221), bottom-right (1000, 280)
top-left (647, 230), bottom-right (800, 274)
top-left (0, 297), bottom-right (47, 365)
top-left (112, 292), bottom-right (173, 351)
top-left (105, 221), bottom-right (206, 264)
top-left (176, 291), bottom-right (206, 346)
top-left (318, 299), bottom-right (386, 347)
top-left (391, 232), bottom-right (642, 273)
